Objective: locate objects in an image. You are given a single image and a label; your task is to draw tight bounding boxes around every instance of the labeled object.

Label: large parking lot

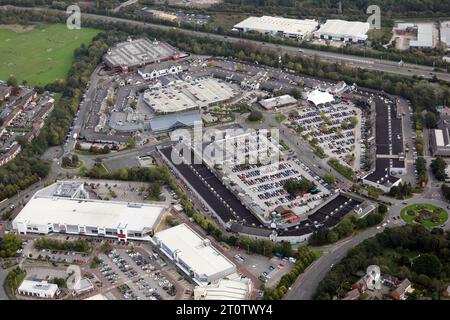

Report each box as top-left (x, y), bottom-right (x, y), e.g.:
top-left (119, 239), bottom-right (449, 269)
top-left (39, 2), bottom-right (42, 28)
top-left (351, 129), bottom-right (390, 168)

top-left (290, 101), bottom-right (362, 169)
top-left (95, 248), bottom-right (177, 300)
top-left (227, 159), bottom-right (332, 223)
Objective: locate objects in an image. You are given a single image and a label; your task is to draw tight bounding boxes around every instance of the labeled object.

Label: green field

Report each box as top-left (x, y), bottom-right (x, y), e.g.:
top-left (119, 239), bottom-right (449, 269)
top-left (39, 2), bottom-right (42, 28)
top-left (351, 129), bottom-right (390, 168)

top-left (0, 24), bottom-right (100, 86)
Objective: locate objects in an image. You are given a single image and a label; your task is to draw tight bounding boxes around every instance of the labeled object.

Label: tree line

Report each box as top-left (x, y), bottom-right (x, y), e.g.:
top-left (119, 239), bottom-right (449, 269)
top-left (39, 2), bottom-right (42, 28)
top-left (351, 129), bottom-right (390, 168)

top-left (309, 205), bottom-right (386, 246)
top-left (5, 1), bottom-right (450, 69)
top-left (315, 225), bottom-right (450, 300)
top-left (0, 7), bottom-right (447, 209)
top-left (0, 8), bottom-right (129, 203)
top-left (34, 238), bottom-right (92, 253)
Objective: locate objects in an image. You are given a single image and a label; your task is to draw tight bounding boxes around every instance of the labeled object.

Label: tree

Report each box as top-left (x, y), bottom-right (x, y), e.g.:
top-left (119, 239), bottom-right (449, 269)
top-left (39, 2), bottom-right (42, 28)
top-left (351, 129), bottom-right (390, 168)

top-left (326, 231), bottom-right (339, 243)
top-left (425, 112), bottom-right (437, 129)
top-left (378, 203), bottom-right (388, 214)
top-left (290, 88), bottom-right (302, 99)
top-left (284, 178), bottom-right (314, 196)
top-left (442, 183), bottom-right (450, 201)
top-left (100, 242), bottom-right (112, 254)
top-left (323, 173), bottom-right (335, 185)
top-left (128, 137), bottom-right (137, 149)
top-left (350, 116), bottom-right (358, 127)
top-left (0, 233), bottom-right (22, 258)
top-left (6, 76), bottom-right (18, 88)
top-left (430, 157), bottom-right (447, 181)
top-left (71, 154), bottom-right (79, 166)
top-left (247, 110), bottom-right (263, 122)
top-left (106, 96), bottom-right (114, 107)
top-left (412, 253), bottom-right (442, 278)
top-left (335, 218), bottom-right (354, 238)
top-left (62, 156), bottom-right (72, 168)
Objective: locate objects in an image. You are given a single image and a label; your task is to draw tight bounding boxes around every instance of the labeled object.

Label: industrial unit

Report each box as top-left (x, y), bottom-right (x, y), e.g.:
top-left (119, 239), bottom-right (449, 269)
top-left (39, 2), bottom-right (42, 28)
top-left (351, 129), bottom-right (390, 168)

top-left (233, 16), bottom-right (319, 40)
top-left (315, 19), bottom-right (370, 43)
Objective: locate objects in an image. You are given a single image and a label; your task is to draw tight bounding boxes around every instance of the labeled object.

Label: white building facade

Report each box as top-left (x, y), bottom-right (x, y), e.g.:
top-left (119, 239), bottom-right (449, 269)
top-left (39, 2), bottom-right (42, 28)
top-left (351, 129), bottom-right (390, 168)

top-left (12, 182), bottom-right (166, 242)
top-left (138, 63), bottom-right (182, 81)
top-left (153, 224), bottom-right (236, 285)
top-left (315, 19), bottom-right (370, 43)
top-left (17, 280), bottom-right (60, 299)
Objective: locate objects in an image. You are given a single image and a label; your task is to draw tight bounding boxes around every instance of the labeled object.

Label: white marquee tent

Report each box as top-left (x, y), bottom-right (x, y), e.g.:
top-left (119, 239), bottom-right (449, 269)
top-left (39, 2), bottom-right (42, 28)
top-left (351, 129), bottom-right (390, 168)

top-left (307, 90), bottom-right (335, 106)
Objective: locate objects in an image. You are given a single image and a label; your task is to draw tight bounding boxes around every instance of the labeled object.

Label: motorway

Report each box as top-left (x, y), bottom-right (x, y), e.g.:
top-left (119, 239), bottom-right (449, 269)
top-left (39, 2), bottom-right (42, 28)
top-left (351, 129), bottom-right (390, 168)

top-left (3, 5), bottom-right (450, 83)
top-left (76, 13), bottom-right (450, 82)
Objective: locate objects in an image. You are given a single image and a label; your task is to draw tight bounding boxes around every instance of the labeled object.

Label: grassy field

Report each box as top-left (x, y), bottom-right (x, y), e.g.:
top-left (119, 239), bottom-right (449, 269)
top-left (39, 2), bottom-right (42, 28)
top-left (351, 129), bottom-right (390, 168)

top-left (0, 24), bottom-right (100, 86)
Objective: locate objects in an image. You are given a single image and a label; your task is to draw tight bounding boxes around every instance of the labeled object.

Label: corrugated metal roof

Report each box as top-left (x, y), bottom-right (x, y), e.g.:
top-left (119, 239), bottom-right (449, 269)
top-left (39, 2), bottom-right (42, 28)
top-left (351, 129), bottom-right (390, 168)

top-left (150, 110), bottom-right (202, 132)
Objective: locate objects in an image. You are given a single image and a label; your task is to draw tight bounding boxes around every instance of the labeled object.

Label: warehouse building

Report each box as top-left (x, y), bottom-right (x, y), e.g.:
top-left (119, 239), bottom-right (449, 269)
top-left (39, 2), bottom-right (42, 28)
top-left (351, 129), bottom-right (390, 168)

top-left (103, 38), bottom-right (187, 72)
top-left (153, 223), bottom-right (236, 285)
top-left (12, 182), bottom-right (166, 241)
top-left (395, 23), bottom-right (435, 48)
top-left (315, 19), bottom-right (370, 43)
top-left (233, 16), bottom-right (319, 40)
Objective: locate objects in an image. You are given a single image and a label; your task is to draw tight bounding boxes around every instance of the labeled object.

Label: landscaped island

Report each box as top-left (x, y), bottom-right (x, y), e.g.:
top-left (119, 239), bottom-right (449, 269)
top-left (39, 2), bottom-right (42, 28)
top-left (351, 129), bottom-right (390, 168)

top-left (400, 204), bottom-right (448, 228)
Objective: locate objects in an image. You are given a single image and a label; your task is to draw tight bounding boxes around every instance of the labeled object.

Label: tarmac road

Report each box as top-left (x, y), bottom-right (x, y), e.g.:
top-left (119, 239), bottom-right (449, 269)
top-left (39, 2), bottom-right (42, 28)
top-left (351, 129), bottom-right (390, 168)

top-left (284, 192), bottom-right (450, 300)
top-left (284, 225), bottom-right (384, 300)
top-left (3, 5), bottom-right (450, 82)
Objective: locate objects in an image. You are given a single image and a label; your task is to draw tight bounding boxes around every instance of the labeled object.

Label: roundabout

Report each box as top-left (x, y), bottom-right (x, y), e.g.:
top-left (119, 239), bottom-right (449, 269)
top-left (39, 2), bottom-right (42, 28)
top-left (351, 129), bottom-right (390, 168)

top-left (400, 203), bottom-right (449, 228)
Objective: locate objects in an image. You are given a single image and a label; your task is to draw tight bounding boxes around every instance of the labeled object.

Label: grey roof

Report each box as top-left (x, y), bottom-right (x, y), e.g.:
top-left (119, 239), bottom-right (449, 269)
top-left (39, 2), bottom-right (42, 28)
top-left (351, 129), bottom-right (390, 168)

top-left (103, 38), bottom-right (183, 69)
top-left (109, 112), bottom-right (144, 132)
top-left (150, 110), bottom-right (202, 133)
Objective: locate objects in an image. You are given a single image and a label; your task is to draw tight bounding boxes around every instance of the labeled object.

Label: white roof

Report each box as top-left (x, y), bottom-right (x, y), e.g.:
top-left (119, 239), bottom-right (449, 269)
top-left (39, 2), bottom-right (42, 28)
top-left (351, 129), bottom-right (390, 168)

top-left (260, 94), bottom-right (297, 109)
top-left (316, 19), bottom-right (370, 40)
top-left (73, 278), bottom-right (94, 293)
top-left (435, 129), bottom-right (445, 147)
top-left (442, 23), bottom-right (450, 46)
top-left (234, 16), bottom-right (318, 36)
top-left (14, 187), bottom-right (166, 231)
top-left (307, 90), bottom-right (334, 106)
top-left (84, 294), bottom-right (109, 300)
top-left (18, 280), bottom-right (59, 295)
top-left (154, 224), bottom-right (236, 279)
top-left (195, 278), bottom-right (250, 300)
top-left (144, 77), bottom-right (236, 113)
top-left (410, 23), bottom-right (433, 47)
